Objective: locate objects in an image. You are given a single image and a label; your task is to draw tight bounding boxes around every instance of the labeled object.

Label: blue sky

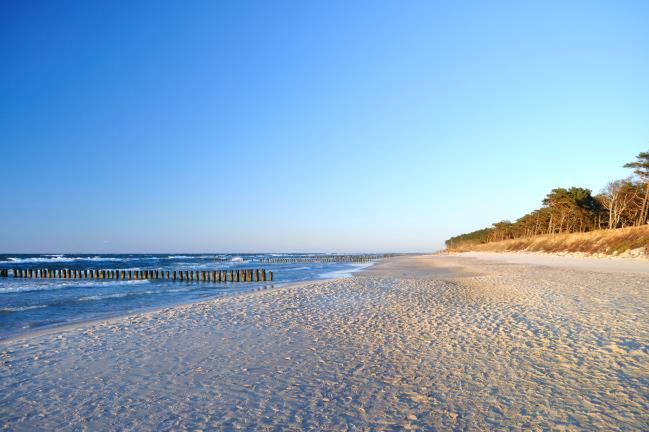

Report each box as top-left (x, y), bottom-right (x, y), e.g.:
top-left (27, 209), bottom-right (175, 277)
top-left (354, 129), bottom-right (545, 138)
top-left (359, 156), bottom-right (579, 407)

top-left (1, 1), bottom-right (648, 253)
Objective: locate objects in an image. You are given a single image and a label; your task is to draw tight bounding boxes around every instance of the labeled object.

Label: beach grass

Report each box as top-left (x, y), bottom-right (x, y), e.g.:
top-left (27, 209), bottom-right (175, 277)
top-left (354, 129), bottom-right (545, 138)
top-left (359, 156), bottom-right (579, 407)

top-left (447, 225), bottom-right (649, 256)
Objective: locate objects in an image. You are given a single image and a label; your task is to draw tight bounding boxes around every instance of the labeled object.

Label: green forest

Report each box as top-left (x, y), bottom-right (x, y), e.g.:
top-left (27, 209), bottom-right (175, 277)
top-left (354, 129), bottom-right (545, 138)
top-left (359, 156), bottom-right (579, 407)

top-left (446, 150), bottom-right (649, 249)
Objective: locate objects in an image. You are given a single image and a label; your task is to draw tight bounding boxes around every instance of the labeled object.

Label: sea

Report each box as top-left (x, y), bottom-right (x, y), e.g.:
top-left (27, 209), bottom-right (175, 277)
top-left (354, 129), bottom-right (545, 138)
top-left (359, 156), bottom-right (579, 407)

top-left (0, 253), bottom-right (376, 339)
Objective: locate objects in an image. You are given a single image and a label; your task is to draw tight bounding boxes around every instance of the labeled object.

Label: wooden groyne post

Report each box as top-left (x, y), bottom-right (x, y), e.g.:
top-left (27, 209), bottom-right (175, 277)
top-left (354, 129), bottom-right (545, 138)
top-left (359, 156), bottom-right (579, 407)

top-left (256, 253), bottom-right (396, 264)
top-left (1, 268), bottom-right (275, 285)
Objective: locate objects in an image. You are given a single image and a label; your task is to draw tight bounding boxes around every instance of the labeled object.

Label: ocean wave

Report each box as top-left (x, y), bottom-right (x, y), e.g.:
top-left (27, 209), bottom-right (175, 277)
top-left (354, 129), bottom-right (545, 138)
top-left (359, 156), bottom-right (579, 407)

top-left (0, 305), bottom-right (48, 312)
top-left (0, 279), bottom-right (149, 294)
top-left (78, 293), bottom-right (129, 301)
top-left (78, 287), bottom-right (181, 302)
top-left (82, 256), bottom-right (126, 262)
top-left (318, 262), bottom-right (374, 279)
top-left (283, 266), bottom-right (310, 272)
top-left (5, 256), bottom-right (75, 264)
top-left (164, 288), bottom-right (190, 293)
top-left (167, 254), bottom-right (231, 260)
top-left (4, 255), bottom-right (127, 264)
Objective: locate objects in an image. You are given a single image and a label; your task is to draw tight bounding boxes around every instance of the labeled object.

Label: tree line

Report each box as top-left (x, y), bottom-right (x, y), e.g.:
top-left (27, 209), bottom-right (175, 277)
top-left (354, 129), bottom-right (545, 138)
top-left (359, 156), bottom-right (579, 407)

top-left (446, 150), bottom-right (649, 248)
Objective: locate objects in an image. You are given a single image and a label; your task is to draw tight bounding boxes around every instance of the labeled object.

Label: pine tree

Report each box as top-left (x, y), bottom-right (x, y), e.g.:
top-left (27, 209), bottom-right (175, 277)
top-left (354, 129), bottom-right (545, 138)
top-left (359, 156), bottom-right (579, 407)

top-left (623, 151), bottom-right (649, 225)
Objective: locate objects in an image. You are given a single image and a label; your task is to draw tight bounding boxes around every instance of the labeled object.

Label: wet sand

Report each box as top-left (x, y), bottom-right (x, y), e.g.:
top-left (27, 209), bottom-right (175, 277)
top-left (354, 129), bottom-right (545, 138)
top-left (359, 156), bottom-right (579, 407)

top-left (357, 254), bottom-right (475, 279)
top-left (1, 254), bottom-right (647, 430)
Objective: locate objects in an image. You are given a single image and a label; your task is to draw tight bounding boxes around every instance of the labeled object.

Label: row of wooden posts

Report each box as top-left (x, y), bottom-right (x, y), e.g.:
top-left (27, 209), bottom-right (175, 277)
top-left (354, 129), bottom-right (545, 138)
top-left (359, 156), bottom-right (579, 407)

top-left (0, 268), bottom-right (273, 283)
top-left (258, 254), bottom-right (395, 264)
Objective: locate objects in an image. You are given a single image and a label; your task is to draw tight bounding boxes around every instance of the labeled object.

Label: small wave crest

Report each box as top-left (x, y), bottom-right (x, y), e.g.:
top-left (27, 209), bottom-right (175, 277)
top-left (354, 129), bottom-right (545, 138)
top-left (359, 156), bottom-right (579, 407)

top-left (0, 305), bottom-right (48, 312)
top-left (0, 279), bottom-right (149, 294)
top-left (78, 293), bottom-right (129, 301)
top-left (4, 255), bottom-right (126, 264)
top-left (283, 266), bottom-right (310, 272)
top-left (318, 262), bottom-right (374, 279)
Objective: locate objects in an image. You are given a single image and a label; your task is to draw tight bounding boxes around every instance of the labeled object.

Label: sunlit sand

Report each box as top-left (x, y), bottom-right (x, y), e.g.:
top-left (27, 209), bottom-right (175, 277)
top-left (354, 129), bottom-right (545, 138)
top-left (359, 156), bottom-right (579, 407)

top-left (1, 254), bottom-right (647, 430)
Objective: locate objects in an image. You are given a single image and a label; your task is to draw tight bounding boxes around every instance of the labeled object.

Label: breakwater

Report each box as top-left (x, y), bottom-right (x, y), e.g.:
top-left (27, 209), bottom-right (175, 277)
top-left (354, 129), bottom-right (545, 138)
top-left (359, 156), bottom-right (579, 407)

top-left (1, 268), bottom-right (273, 282)
top-left (256, 254), bottom-right (396, 264)
top-left (0, 253), bottom-right (381, 339)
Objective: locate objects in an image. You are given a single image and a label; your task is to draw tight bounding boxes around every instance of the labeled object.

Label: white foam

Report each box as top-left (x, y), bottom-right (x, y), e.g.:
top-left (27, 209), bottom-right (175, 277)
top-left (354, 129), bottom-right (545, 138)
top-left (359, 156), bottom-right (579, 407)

top-left (0, 279), bottom-right (149, 294)
top-left (283, 266), bottom-right (310, 272)
top-left (78, 293), bottom-right (129, 301)
top-left (0, 305), bottom-right (48, 312)
top-left (166, 288), bottom-right (190, 293)
top-left (4, 255), bottom-right (125, 264)
top-left (318, 262), bottom-right (374, 279)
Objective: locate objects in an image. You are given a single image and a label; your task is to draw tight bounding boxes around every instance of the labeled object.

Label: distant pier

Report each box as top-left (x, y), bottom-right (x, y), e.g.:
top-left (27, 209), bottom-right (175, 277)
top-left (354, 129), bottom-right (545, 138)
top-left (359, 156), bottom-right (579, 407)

top-left (256, 254), bottom-right (395, 264)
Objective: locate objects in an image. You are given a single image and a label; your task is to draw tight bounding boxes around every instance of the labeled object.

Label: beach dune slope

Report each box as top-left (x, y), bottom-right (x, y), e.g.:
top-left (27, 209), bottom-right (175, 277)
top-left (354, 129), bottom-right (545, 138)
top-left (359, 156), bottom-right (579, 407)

top-left (1, 254), bottom-right (648, 430)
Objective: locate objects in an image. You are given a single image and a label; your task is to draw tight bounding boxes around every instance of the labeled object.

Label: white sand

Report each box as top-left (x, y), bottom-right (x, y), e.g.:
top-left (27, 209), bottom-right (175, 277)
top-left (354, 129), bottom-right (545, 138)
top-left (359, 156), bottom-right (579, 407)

top-left (1, 255), bottom-right (648, 430)
top-left (453, 251), bottom-right (649, 274)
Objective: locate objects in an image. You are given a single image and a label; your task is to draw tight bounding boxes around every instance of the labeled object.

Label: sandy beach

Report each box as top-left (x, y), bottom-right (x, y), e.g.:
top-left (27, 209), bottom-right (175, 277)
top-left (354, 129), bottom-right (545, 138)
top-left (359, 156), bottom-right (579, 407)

top-left (1, 253), bottom-right (648, 430)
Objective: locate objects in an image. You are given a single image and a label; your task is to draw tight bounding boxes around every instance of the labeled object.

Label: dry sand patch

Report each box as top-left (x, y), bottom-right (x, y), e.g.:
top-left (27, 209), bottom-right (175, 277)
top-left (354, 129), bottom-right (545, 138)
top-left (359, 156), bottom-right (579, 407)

top-left (1, 256), bottom-right (647, 430)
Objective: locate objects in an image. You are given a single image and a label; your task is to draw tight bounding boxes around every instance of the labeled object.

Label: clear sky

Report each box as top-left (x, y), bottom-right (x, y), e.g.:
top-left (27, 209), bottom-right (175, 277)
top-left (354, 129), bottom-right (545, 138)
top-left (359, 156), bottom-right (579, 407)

top-left (1, 1), bottom-right (648, 253)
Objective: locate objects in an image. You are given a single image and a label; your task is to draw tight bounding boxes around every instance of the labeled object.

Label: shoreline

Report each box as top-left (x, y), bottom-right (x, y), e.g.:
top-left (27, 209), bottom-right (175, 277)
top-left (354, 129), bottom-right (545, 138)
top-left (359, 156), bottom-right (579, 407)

top-left (9, 249), bottom-right (646, 344)
top-left (0, 281), bottom-right (279, 344)
top-left (0, 261), bottom-right (379, 344)
top-left (1, 254), bottom-right (646, 430)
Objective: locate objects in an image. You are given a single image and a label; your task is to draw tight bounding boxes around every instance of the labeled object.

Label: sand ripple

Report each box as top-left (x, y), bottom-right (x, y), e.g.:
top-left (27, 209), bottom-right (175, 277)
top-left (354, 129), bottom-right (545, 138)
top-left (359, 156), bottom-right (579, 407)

top-left (1, 257), bottom-right (647, 430)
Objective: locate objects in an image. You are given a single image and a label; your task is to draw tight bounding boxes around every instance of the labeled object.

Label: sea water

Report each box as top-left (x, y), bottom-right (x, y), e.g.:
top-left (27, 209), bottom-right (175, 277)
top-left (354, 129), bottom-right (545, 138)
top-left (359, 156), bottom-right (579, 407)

top-left (0, 254), bottom-right (374, 339)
